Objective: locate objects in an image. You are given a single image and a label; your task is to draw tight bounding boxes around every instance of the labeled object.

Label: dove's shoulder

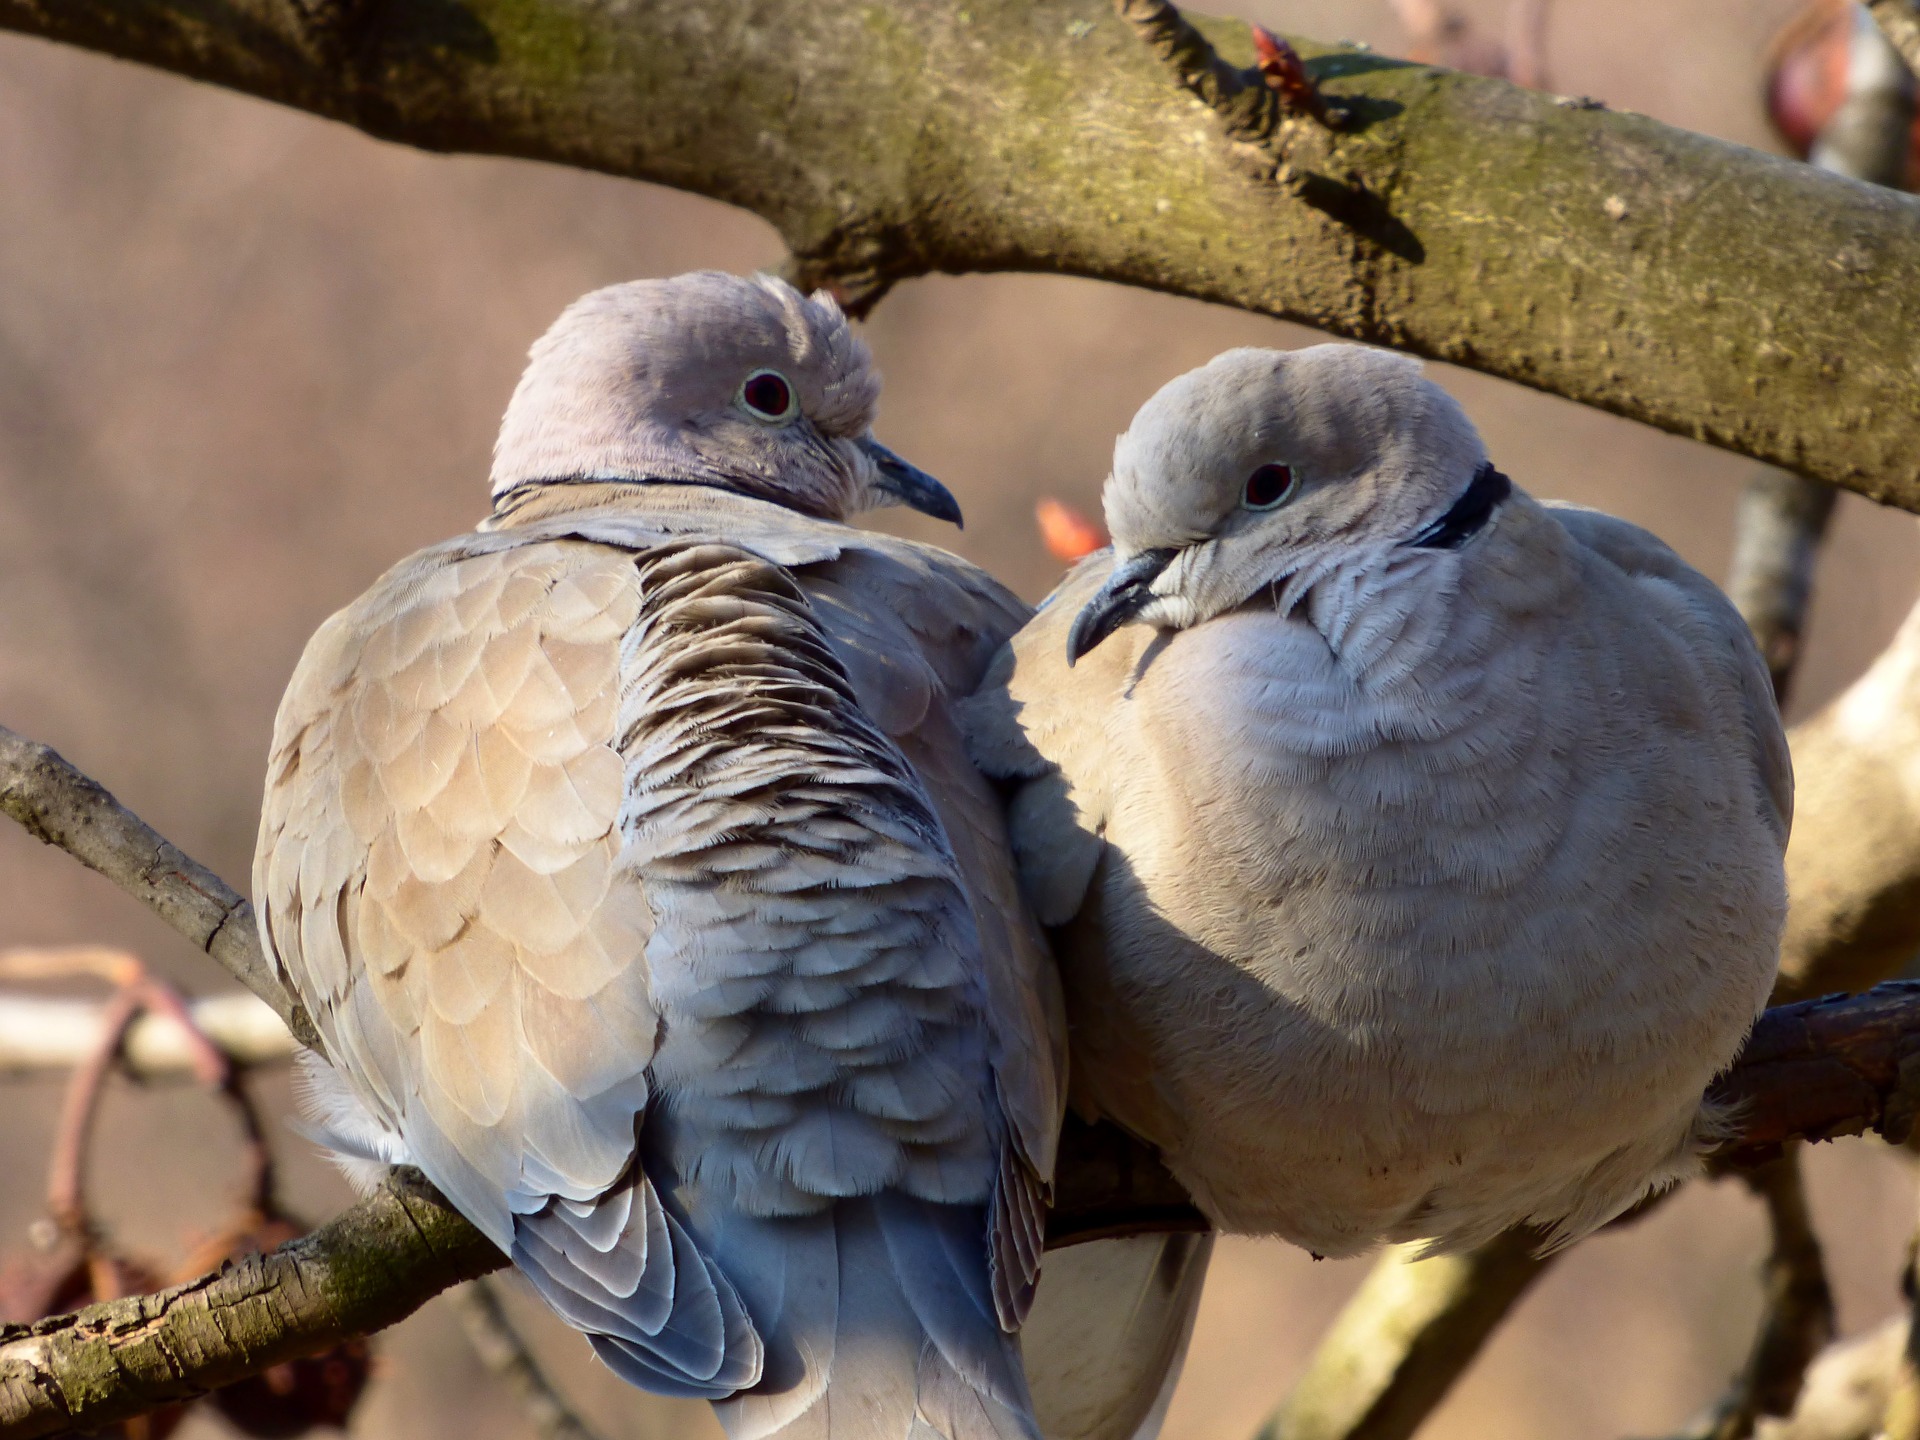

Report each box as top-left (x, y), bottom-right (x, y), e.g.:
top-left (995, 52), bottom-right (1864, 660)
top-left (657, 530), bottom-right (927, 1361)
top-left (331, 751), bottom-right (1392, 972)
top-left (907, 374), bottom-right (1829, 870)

top-left (1545, 501), bottom-right (1792, 843)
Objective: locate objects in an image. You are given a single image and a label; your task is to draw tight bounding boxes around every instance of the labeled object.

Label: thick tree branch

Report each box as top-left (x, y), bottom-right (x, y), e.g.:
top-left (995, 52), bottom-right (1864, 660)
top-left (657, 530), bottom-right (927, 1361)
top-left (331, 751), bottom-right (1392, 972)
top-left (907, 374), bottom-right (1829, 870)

top-left (3, 1), bottom-right (1920, 506)
top-left (1773, 596), bottom-right (1920, 1003)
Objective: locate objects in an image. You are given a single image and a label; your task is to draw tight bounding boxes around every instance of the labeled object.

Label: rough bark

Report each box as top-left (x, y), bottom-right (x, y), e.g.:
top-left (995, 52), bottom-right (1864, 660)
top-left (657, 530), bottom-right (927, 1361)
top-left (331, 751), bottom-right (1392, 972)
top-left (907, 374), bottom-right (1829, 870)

top-left (3, 0), bottom-right (1920, 506)
top-left (0, 1173), bottom-right (503, 1440)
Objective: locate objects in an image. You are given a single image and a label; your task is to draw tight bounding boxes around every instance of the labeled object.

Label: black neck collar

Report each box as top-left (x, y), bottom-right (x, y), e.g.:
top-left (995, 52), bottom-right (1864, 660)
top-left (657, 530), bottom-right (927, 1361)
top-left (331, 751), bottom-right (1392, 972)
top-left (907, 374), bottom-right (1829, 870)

top-left (1402, 463), bottom-right (1511, 550)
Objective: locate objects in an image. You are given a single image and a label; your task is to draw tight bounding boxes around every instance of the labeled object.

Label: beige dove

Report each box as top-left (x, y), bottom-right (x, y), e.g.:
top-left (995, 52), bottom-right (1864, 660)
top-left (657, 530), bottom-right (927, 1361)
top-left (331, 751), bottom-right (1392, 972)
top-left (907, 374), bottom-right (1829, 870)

top-left (253, 271), bottom-right (1125, 1440)
top-left (965, 344), bottom-right (1790, 1257)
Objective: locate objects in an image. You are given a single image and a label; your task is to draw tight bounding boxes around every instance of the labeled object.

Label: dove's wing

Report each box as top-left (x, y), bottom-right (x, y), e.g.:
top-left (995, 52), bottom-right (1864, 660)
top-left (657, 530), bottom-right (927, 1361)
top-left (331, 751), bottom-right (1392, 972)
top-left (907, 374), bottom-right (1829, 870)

top-left (258, 521), bottom-right (1059, 1428)
top-left (1546, 501), bottom-right (1793, 842)
top-left (799, 536), bottom-right (1064, 1326)
top-left (257, 535), bottom-right (763, 1396)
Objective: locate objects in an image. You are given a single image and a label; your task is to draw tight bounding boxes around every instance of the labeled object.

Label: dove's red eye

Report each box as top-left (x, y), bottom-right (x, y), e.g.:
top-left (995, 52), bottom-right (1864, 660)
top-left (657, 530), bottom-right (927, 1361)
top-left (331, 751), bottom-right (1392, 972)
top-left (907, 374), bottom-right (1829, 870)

top-left (1243, 463), bottom-right (1296, 510)
top-left (739, 369), bottom-right (797, 422)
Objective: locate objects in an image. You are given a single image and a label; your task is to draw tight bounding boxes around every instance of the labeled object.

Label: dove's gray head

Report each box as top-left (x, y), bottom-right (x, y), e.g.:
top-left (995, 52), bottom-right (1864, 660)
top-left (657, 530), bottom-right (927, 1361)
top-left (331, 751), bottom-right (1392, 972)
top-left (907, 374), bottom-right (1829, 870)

top-left (490, 271), bottom-right (960, 525)
top-left (1069, 344), bottom-right (1497, 663)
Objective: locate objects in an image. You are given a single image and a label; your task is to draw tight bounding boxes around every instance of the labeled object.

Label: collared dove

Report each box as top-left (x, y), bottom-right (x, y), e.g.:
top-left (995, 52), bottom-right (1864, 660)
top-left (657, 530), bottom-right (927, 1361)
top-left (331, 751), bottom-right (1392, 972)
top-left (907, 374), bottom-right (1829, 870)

top-left (965, 344), bottom-right (1790, 1256)
top-left (254, 272), bottom-right (1090, 1440)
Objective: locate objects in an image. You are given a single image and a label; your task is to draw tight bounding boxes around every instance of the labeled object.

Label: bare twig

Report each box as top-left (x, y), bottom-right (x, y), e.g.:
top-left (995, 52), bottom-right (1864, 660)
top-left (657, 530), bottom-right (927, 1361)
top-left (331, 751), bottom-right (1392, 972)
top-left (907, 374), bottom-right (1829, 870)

top-left (446, 1279), bottom-right (609, 1440)
top-left (1867, 0), bottom-right (1920, 79)
top-left (43, 986), bottom-right (142, 1234)
top-left (1253, 1229), bottom-right (1549, 1440)
top-left (1728, 472), bottom-right (1838, 705)
top-left (0, 726), bottom-right (313, 1046)
top-left (0, 992), bottom-right (294, 1077)
top-left (1690, 1152), bottom-right (1837, 1440)
top-left (1113, 0), bottom-right (1276, 141)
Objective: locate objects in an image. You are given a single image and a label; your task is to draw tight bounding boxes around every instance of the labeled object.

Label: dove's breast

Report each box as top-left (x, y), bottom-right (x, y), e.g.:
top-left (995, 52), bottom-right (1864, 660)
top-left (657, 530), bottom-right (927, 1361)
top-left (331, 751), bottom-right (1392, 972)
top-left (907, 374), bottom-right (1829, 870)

top-left (1079, 512), bottom-right (1784, 1253)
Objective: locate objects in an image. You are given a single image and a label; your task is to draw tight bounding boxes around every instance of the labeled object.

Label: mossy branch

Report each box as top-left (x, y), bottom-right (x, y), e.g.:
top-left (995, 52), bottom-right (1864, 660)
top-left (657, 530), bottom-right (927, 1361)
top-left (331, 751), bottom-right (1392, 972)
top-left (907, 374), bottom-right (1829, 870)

top-left (2, 0), bottom-right (1920, 505)
top-left (0, 1173), bottom-right (504, 1440)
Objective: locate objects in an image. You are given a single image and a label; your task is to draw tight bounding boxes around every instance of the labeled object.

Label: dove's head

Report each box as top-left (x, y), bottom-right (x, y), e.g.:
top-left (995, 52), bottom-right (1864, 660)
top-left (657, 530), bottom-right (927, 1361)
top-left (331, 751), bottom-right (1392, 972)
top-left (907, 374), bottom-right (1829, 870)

top-left (489, 271), bottom-right (960, 525)
top-left (1068, 344), bottom-right (1499, 663)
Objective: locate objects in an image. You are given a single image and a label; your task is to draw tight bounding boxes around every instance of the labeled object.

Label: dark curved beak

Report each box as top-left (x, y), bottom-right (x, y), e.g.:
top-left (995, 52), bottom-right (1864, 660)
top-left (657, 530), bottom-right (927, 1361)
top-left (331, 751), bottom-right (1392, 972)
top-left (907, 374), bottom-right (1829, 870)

top-left (860, 439), bottom-right (963, 528)
top-left (1067, 548), bottom-right (1176, 666)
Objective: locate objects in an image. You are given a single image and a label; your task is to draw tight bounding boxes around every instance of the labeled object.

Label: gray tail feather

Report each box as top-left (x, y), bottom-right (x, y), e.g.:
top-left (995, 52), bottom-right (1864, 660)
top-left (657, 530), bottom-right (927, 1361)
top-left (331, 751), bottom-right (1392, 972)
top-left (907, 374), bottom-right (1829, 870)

top-left (511, 1171), bottom-right (763, 1399)
top-left (710, 1195), bottom-right (1042, 1440)
top-left (1021, 1233), bottom-right (1213, 1440)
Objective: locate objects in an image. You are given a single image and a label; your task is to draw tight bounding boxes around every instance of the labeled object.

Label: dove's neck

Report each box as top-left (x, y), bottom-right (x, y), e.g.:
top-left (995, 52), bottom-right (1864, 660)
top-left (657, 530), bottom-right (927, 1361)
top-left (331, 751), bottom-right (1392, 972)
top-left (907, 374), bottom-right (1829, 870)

top-left (1270, 540), bottom-right (1470, 690)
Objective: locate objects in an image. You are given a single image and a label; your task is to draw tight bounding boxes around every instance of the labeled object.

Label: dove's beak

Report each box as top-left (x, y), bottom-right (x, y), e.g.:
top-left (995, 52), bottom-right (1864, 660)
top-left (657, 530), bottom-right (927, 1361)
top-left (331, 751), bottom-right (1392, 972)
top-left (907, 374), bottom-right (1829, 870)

top-left (860, 439), bottom-right (964, 528)
top-left (1067, 548), bottom-right (1176, 666)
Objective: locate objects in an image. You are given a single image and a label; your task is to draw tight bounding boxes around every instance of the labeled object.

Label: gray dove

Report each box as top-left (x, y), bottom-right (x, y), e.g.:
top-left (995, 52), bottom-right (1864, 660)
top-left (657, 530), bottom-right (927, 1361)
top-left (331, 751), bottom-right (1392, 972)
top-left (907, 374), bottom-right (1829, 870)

top-left (965, 345), bottom-right (1790, 1256)
top-left (254, 272), bottom-right (1079, 1440)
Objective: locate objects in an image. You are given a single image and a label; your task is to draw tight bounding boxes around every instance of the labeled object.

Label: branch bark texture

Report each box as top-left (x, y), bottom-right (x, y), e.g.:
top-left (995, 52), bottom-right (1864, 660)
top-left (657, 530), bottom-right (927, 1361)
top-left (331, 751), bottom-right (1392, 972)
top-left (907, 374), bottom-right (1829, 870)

top-left (0, 1174), bottom-right (504, 1440)
top-left (5, 1), bottom-right (1920, 506)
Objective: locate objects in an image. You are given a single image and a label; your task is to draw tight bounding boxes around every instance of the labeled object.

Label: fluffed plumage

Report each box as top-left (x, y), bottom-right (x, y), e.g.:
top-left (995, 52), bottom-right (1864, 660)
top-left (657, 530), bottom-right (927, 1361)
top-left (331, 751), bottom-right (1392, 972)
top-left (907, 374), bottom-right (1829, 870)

top-left (965, 344), bottom-right (1789, 1257)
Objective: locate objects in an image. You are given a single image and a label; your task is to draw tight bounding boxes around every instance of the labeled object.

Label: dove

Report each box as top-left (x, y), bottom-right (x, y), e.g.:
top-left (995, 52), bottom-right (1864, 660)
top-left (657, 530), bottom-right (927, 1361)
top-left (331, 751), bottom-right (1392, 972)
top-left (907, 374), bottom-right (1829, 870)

top-left (965, 344), bottom-right (1790, 1257)
top-left (253, 271), bottom-right (1087, 1440)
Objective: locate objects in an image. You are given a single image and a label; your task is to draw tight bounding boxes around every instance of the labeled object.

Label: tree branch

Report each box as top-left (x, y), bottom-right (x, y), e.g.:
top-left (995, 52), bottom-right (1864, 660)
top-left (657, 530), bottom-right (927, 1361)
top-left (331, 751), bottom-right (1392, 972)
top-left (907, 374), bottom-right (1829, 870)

top-left (446, 1278), bottom-right (610, 1440)
top-left (1254, 1229), bottom-right (1549, 1440)
top-left (1772, 596), bottom-right (1920, 1004)
top-left (1867, 0), bottom-right (1920, 78)
top-left (0, 726), bottom-right (314, 1047)
top-left (0, 991), bottom-right (295, 1078)
top-left (1727, 472), bottom-right (1838, 704)
top-left (2, 1), bottom-right (1920, 506)
top-left (0, 1173), bottom-right (504, 1440)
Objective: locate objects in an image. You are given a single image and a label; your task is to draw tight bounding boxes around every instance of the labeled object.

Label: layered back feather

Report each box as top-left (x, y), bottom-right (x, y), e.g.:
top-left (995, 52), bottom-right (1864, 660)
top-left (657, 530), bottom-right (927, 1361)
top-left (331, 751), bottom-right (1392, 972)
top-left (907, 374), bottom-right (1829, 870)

top-left (255, 484), bottom-right (1067, 1439)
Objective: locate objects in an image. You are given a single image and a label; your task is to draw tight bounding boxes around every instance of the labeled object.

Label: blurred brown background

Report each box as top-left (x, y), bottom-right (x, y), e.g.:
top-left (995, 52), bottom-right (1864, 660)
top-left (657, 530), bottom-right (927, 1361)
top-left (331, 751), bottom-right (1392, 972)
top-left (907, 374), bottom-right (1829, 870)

top-left (1, 1), bottom-right (1914, 1436)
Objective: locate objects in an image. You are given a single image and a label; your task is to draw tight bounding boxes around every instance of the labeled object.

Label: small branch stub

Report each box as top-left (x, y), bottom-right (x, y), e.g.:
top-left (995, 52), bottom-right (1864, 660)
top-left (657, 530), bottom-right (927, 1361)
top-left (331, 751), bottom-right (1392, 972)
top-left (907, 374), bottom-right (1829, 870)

top-left (1115, 0), bottom-right (1350, 152)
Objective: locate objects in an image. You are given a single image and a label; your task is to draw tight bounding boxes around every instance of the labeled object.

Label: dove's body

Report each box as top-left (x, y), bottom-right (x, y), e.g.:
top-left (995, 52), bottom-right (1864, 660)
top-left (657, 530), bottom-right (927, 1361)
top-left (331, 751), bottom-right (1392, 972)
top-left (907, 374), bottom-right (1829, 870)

top-left (967, 346), bottom-right (1789, 1255)
top-left (255, 275), bottom-right (1080, 1440)
top-left (261, 482), bottom-right (1062, 1436)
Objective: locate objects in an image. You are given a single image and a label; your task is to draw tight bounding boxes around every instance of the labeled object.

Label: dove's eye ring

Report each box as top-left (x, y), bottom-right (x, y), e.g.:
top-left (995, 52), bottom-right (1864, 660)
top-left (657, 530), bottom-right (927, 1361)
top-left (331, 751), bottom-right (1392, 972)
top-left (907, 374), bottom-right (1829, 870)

top-left (1243, 463), bottom-right (1297, 511)
top-left (738, 369), bottom-right (798, 423)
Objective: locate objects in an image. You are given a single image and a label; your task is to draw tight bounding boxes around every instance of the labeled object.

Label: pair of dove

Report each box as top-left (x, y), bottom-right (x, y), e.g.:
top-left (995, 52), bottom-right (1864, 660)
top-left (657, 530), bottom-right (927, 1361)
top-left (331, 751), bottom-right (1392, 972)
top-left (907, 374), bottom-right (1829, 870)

top-left (255, 271), bottom-right (1787, 1440)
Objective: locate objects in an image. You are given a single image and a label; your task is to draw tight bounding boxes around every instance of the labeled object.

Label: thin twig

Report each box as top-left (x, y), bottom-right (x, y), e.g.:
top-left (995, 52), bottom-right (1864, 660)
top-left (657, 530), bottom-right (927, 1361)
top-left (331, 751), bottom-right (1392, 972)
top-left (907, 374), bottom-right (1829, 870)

top-left (1691, 1151), bottom-right (1837, 1439)
top-left (43, 987), bottom-right (142, 1233)
top-left (447, 1279), bottom-right (610, 1440)
top-left (1728, 470), bottom-right (1838, 706)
